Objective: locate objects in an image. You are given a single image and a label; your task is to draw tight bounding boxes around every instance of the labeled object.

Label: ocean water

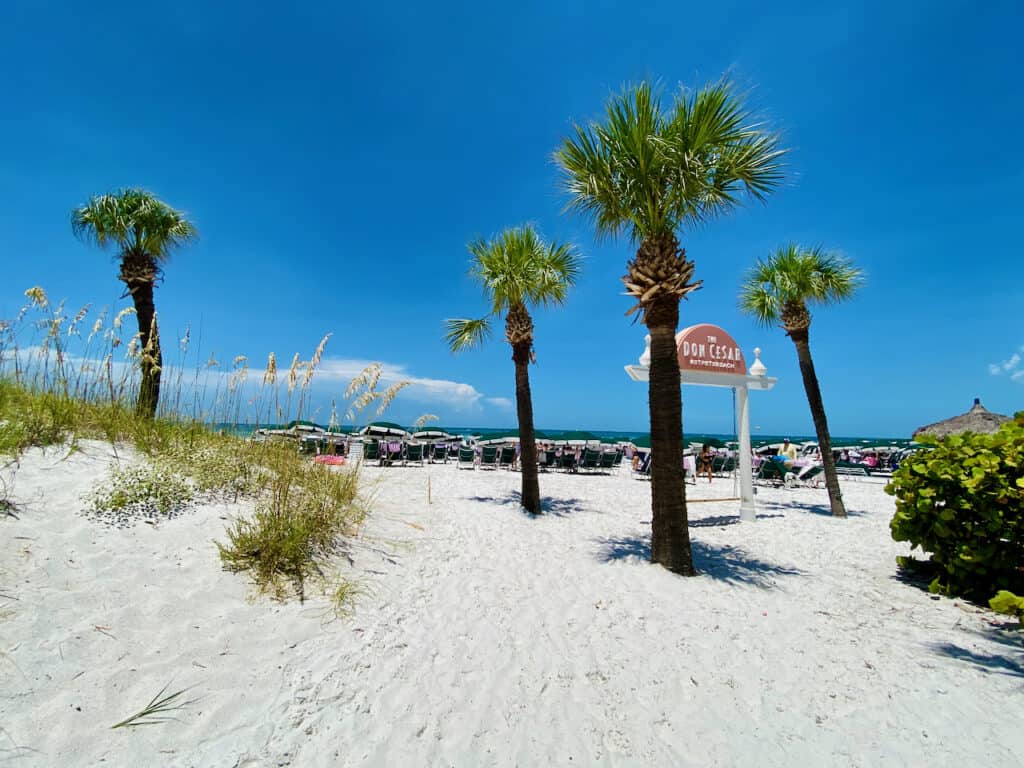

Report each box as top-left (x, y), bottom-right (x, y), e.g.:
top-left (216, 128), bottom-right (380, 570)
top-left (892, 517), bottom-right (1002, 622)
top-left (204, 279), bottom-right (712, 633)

top-left (221, 422), bottom-right (914, 449)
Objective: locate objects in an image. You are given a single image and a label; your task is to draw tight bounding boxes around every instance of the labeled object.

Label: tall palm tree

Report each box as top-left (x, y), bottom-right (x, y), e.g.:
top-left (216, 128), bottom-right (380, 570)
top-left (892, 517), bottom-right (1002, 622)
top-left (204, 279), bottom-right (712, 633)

top-left (739, 244), bottom-right (863, 517)
top-left (445, 225), bottom-right (581, 515)
top-left (72, 189), bottom-right (197, 418)
top-left (556, 81), bottom-right (786, 575)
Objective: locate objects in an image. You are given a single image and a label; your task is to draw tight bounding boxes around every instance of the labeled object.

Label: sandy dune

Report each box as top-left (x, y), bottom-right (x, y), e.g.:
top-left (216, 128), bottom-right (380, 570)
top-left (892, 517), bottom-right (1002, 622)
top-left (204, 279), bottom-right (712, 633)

top-left (2, 442), bottom-right (1021, 767)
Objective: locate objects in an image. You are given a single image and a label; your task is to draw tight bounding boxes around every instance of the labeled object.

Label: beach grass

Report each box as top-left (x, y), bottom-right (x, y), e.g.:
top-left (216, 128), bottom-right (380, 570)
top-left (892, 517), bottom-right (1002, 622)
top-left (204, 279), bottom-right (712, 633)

top-left (0, 287), bottom-right (369, 604)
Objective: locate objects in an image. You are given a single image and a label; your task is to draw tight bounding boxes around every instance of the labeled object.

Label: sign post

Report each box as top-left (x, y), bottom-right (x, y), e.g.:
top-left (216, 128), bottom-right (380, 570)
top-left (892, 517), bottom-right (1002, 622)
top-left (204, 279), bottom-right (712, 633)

top-left (625, 324), bottom-right (776, 522)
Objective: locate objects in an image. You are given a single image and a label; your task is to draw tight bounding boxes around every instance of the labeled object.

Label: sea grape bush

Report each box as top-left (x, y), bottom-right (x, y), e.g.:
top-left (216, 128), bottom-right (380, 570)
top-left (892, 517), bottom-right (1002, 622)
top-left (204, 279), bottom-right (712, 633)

top-left (887, 415), bottom-right (1024, 601)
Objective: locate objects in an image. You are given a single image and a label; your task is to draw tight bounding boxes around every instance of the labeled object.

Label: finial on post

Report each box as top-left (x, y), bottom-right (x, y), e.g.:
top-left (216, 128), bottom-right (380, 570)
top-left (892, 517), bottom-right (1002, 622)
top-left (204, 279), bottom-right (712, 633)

top-left (749, 347), bottom-right (767, 377)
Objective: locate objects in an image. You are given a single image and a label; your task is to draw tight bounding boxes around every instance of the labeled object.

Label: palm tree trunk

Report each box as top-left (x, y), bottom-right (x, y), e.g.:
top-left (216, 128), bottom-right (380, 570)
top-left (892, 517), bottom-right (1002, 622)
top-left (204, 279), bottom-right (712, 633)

top-left (130, 280), bottom-right (161, 420)
top-left (644, 296), bottom-right (695, 575)
top-left (789, 329), bottom-right (846, 517)
top-left (511, 341), bottom-right (541, 514)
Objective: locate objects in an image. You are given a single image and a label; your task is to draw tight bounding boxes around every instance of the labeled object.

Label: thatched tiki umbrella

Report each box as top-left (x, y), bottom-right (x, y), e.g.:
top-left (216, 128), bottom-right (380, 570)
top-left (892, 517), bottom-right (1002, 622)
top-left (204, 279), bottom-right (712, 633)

top-left (913, 398), bottom-right (1011, 440)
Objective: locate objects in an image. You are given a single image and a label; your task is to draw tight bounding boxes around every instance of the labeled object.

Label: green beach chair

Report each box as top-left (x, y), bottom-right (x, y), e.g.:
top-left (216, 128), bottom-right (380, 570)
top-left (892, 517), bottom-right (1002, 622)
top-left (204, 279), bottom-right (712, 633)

top-left (405, 443), bottom-right (424, 466)
top-left (457, 446), bottom-right (476, 469)
top-left (480, 446), bottom-right (499, 469)
top-left (362, 440), bottom-right (380, 462)
top-left (431, 443), bottom-right (448, 463)
top-left (598, 451), bottom-right (616, 473)
top-left (580, 448), bottom-right (602, 473)
top-left (498, 445), bottom-right (516, 470)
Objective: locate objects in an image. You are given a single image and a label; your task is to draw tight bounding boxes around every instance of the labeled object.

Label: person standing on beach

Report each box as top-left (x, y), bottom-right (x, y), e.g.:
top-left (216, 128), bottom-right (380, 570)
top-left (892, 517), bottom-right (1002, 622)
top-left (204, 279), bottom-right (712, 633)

top-left (697, 444), bottom-right (714, 483)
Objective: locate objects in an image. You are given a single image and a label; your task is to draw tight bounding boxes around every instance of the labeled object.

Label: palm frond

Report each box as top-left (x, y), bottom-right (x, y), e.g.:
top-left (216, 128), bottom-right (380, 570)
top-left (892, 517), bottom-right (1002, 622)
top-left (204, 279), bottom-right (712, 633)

top-left (71, 188), bottom-right (197, 263)
top-left (444, 317), bottom-right (492, 352)
top-left (738, 243), bottom-right (863, 326)
top-left (556, 79), bottom-right (788, 242)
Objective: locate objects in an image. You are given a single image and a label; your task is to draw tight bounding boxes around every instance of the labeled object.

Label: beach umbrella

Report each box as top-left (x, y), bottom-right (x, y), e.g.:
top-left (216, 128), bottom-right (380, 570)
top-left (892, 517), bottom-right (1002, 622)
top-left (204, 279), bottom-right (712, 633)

top-left (913, 398), bottom-right (1011, 440)
top-left (358, 421), bottom-right (411, 438)
top-left (557, 430), bottom-right (602, 445)
top-left (412, 429), bottom-right (457, 441)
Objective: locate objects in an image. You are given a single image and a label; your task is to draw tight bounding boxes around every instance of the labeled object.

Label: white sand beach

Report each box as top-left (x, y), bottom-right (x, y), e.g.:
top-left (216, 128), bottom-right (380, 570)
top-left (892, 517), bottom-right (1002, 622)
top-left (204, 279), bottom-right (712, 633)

top-left (2, 442), bottom-right (1022, 767)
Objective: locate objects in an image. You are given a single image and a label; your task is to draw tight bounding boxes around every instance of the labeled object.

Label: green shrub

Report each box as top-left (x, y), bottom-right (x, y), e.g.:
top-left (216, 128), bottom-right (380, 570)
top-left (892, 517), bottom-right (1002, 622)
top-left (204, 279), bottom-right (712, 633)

top-left (989, 590), bottom-right (1024, 620)
top-left (887, 415), bottom-right (1024, 601)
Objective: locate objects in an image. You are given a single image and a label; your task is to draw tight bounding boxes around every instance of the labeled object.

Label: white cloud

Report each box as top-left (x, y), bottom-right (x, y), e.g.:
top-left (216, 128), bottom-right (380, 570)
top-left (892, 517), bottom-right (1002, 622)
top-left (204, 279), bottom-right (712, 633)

top-left (485, 397), bottom-right (513, 408)
top-left (1012, 370), bottom-right (1024, 382)
top-left (988, 349), bottom-right (1022, 376)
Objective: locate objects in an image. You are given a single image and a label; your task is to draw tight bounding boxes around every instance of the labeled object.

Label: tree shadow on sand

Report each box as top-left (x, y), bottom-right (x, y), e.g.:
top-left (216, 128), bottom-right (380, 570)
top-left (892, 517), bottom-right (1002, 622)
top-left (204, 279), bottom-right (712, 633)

top-left (757, 499), bottom-right (867, 517)
top-left (928, 625), bottom-right (1024, 678)
top-left (595, 535), bottom-right (803, 588)
top-left (688, 512), bottom-right (784, 528)
top-left (465, 491), bottom-right (589, 517)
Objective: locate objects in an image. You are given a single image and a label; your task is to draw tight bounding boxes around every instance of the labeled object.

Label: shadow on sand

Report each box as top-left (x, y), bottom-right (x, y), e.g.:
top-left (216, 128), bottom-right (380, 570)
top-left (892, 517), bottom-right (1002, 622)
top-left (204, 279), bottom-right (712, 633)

top-left (929, 625), bottom-right (1024, 678)
top-left (757, 499), bottom-right (867, 517)
top-left (465, 491), bottom-right (588, 517)
top-left (688, 512), bottom-right (784, 528)
top-left (595, 535), bottom-right (802, 588)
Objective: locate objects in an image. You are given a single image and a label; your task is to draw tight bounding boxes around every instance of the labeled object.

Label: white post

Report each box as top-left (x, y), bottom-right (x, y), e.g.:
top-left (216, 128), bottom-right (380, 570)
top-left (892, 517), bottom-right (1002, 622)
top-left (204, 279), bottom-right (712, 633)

top-left (736, 384), bottom-right (755, 521)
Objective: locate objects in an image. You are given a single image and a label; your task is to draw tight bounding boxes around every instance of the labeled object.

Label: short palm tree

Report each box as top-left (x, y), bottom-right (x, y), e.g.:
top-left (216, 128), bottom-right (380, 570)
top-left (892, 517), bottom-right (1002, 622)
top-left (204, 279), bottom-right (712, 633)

top-left (72, 189), bottom-right (197, 418)
top-left (739, 244), bottom-right (863, 518)
top-left (445, 225), bottom-right (580, 515)
top-left (556, 81), bottom-right (786, 575)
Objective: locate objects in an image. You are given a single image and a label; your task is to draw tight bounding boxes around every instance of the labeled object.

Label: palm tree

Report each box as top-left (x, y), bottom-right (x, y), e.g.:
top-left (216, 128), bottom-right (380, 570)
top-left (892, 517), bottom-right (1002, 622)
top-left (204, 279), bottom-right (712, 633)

top-left (445, 225), bottom-right (581, 515)
top-left (739, 244), bottom-right (863, 517)
top-left (72, 189), bottom-right (198, 418)
top-left (556, 81), bottom-right (786, 575)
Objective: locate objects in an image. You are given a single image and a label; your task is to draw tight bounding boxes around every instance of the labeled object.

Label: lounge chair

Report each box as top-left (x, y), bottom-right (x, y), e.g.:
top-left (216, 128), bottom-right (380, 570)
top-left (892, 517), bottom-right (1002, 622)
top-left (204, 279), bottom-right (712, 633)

top-left (632, 452), bottom-right (651, 479)
top-left (498, 445), bottom-right (516, 470)
top-left (712, 455), bottom-right (736, 477)
top-left (362, 440), bottom-right (380, 462)
top-left (754, 459), bottom-right (788, 486)
top-left (559, 451), bottom-right (577, 472)
top-left (383, 441), bottom-right (405, 466)
top-left (457, 446), bottom-right (476, 469)
top-left (405, 443), bottom-right (424, 466)
top-left (795, 463), bottom-right (824, 487)
top-left (611, 450), bottom-right (624, 472)
top-left (835, 461), bottom-right (872, 479)
top-left (430, 443), bottom-right (448, 463)
top-left (580, 448), bottom-right (602, 473)
top-left (538, 450), bottom-right (558, 471)
top-left (598, 451), bottom-right (616, 473)
top-left (480, 445), bottom-right (499, 469)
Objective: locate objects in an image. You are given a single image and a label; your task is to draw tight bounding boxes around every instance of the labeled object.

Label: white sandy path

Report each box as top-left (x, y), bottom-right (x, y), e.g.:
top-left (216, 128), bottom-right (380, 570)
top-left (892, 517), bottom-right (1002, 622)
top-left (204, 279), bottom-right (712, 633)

top-left (1, 442), bottom-right (1022, 767)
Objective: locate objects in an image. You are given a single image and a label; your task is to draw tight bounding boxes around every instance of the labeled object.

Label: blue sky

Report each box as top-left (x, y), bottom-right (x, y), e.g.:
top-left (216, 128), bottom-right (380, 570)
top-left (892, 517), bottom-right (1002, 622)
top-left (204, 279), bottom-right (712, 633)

top-left (1, 0), bottom-right (1021, 437)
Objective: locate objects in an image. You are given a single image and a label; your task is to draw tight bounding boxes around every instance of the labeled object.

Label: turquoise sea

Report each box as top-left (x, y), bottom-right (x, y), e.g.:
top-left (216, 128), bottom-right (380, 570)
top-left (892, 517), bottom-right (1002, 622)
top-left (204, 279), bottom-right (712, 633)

top-left (219, 422), bottom-right (915, 449)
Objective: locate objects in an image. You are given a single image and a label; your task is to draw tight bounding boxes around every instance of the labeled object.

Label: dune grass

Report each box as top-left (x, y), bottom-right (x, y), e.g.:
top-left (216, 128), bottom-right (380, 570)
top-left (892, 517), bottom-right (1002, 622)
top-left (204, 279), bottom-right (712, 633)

top-left (0, 286), bottom-right (382, 604)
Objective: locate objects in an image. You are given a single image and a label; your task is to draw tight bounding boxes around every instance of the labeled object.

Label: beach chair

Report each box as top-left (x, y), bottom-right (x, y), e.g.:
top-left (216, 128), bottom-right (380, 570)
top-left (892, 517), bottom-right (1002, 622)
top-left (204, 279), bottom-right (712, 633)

top-left (611, 450), bottom-right (624, 472)
top-left (755, 459), bottom-right (789, 486)
top-left (362, 440), bottom-right (380, 462)
top-left (431, 443), bottom-right (448, 463)
top-left (457, 446), bottom-right (476, 469)
top-left (580, 448), bottom-right (602, 473)
top-left (405, 443), bottom-right (424, 466)
top-left (480, 446), bottom-right (499, 469)
top-left (835, 461), bottom-right (872, 480)
top-left (498, 445), bottom-right (516, 470)
top-left (795, 463), bottom-right (824, 487)
top-left (598, 451), bottom-right (616, 473)
top-left (632, 452), bottom-right (651, 479)
top-left (383, 441), bottom-right (405, 466)
top-left (712, 455), bottom-right (736, 477)
top-left (558, 451), bottom-right (577, 472)
top-left (538, 450), bottom-right (558, 472)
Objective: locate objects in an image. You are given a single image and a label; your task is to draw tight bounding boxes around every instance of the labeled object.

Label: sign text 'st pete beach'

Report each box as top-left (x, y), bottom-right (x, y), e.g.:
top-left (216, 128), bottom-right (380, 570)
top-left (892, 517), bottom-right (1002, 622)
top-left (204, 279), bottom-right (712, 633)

top-left (676, 324), bottom-right (746, 375)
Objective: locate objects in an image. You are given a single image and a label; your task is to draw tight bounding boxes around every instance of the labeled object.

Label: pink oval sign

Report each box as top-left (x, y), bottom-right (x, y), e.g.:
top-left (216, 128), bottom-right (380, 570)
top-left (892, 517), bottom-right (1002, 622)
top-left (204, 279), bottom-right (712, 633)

top-left (676, 324), bottom-right (746, 375)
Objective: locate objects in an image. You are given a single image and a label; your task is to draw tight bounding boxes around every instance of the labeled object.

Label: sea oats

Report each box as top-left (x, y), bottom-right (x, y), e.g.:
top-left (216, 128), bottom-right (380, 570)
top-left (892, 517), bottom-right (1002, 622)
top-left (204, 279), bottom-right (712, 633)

top-left (68, 303), bottom-right (91, 337)
top-left (287, 353), bottom-right (300, 393)
top-left (113, 306), bottom-right (136, 330)
top-left (24, 286), bottom-right (48, 308)
top-left (263, 352), bottom-right (277, 385)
